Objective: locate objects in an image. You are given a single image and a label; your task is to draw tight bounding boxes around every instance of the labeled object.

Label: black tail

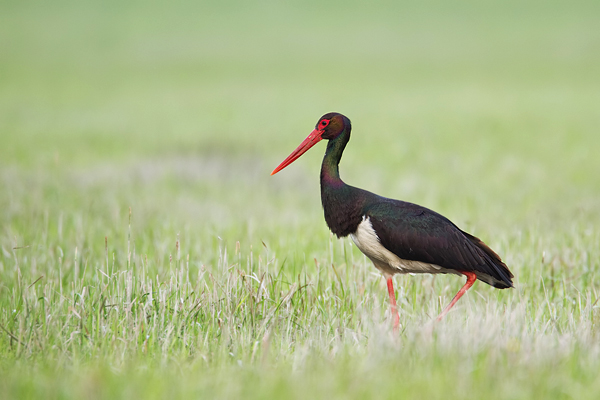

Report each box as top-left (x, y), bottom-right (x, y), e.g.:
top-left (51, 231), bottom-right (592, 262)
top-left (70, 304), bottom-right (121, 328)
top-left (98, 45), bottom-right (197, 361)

top-left (465, 232), bottom-right (514, 289)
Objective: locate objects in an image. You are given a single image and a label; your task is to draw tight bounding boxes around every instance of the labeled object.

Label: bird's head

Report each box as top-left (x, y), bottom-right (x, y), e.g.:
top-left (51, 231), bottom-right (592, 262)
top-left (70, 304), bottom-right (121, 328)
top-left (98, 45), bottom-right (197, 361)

top-left (271, 112), bottom-right (350, 175)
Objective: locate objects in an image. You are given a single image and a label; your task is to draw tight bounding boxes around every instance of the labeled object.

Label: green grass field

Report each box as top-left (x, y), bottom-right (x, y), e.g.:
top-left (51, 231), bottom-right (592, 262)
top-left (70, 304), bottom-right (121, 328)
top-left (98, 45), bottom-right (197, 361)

top-left (2, 0), bottom-right (600, 398)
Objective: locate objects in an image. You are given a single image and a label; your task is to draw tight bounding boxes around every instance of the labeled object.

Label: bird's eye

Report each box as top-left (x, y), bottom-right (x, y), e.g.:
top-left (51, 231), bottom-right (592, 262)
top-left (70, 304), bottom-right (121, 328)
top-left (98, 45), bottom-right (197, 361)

top-left (320, 119), bottom-right (330, 127)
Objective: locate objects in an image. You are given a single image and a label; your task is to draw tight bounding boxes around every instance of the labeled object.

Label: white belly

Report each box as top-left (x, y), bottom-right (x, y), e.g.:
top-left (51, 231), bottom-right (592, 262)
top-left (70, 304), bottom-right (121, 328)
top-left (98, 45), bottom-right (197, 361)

top-left (350, 216), bottom-right (452, 276)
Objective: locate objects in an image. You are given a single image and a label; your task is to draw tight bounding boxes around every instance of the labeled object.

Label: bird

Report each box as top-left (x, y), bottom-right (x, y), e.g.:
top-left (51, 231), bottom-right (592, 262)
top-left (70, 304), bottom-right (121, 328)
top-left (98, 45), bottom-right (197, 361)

top-left (271, 112), bottom-right (513, 330)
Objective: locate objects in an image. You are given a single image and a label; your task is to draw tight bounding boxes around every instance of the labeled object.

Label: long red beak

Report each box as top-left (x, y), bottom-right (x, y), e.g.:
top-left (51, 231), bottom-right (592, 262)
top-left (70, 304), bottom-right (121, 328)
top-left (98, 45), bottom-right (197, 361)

top-left (271, 129), bottom-right (324, 175)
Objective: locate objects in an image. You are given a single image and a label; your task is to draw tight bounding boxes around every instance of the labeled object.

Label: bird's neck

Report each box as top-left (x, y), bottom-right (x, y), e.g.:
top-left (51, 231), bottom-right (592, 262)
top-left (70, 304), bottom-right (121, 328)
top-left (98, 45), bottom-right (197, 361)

top-left (320, 132), bottom-right (348, 186)
top-left (320, 130), bottom-right (364, 237)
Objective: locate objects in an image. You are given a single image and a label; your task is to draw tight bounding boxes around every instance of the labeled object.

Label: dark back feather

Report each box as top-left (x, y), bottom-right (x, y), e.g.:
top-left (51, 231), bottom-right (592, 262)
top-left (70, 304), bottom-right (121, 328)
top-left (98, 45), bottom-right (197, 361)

top-left (364, 195), bottom-right (514, 288)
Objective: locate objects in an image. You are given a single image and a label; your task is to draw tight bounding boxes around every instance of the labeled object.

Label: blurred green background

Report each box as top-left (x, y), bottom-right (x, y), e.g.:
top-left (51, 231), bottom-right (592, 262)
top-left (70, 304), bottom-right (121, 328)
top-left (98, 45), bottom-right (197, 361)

top-left (1, 0), bottom-right (600, 398)
top-left (2, 0), bottom-right (599, 241)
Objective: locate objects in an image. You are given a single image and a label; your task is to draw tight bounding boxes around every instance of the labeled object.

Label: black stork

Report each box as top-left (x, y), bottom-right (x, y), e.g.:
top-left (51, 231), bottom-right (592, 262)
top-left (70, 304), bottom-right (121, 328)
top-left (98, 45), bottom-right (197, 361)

top-left (271, 113), bottom-right (513, 330)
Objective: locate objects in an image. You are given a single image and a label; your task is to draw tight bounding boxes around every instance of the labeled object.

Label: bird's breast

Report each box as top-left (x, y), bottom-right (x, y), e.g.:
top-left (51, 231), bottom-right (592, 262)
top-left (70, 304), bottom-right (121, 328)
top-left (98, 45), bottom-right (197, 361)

top-left (350, 216), bottom-right (453, 277)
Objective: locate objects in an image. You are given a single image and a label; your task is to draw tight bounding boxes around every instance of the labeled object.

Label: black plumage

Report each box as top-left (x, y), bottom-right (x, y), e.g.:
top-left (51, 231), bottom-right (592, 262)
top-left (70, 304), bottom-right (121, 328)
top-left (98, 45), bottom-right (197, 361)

top-left (272, 112), bottom-right (514, 325)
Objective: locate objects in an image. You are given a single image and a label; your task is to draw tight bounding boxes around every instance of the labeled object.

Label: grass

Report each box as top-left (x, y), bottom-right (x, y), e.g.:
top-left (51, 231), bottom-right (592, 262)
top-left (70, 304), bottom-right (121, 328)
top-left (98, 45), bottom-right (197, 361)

top-left (1, 0), bottom-right (600, 398)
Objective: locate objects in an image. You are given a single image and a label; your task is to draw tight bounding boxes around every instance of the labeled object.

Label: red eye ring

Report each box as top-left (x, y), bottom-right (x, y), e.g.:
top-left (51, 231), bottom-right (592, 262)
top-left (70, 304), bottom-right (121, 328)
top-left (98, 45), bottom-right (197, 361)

top-left (320, 119), bottom-right (330, 128)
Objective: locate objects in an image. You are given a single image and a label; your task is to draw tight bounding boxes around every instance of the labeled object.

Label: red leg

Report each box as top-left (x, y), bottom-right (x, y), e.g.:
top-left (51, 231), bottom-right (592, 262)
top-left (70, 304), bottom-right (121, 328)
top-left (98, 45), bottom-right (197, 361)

top-left (386, 276), bottom-right (400, 332)
top-left (436, 271), bottom-right (477, 321)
